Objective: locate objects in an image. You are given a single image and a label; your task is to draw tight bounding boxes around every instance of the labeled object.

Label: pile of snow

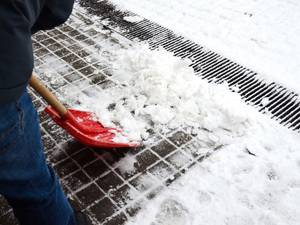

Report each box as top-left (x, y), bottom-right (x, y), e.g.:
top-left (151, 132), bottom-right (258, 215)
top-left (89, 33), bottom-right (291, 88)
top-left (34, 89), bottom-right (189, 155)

top-left (63, 44), bottom-right (257, 143)
top-left (109, 0), bottom-right (300, 94)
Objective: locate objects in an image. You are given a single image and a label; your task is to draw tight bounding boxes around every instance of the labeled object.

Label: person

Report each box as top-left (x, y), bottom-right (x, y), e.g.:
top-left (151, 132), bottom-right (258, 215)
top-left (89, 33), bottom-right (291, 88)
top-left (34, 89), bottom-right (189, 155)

top-left (0, 1), bottom-right (88, 224)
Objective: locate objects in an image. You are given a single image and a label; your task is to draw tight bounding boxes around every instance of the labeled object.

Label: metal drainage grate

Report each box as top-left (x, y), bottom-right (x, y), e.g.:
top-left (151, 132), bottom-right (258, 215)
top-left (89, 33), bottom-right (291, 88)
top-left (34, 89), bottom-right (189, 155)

top-left (77, 1), bottom-right (300, 132)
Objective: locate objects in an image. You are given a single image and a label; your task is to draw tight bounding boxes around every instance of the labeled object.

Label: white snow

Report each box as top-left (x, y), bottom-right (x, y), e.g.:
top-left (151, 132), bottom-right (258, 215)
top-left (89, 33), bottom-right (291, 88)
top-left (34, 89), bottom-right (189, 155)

top-left (39, 7), bottom-right (300, 224)
top-left (109, 0), bottom-right (300, 94)
top-left (63, 44), bottom-right (257, 143)
top-left (115, 153), bottom-right (137, 175)
top-left (261, 97), bottom-right (270, 107)
top-left (123, 15), bottom-right (144, 23)
top-left (57, 39), bottom-right (300, 224)
top-left (125, 119), bottom-right (300, 225)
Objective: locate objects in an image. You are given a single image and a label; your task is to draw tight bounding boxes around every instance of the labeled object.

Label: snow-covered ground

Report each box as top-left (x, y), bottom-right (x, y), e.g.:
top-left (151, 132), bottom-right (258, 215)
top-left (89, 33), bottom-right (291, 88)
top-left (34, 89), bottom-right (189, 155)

top-left (111, 46), bottom-right (300, 225)
top-left (109, 0), bottom-right (300, 94)
top-left (58, 38), bottom-right (300, 224)
top-left (124, 119), bottom-right (300, 225)
top-left (39, 3), bottom-right (300, 224)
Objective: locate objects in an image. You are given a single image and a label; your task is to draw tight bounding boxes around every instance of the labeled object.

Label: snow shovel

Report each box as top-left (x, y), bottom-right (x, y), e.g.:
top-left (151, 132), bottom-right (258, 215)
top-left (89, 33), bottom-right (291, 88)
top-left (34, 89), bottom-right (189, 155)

top-left (29, 75), bottom-right (139, 148)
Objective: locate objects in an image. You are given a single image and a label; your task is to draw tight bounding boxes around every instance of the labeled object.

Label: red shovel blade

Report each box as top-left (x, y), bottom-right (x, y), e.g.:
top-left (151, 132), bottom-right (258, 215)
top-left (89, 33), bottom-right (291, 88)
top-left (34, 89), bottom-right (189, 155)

top-left (44, 106), bottom-right (139, 148)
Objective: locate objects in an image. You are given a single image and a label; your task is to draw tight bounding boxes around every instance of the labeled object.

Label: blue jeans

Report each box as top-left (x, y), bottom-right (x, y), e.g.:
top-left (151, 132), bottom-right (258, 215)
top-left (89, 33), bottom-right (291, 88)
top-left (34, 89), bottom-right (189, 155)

top-left (0, 91), bottom-right (76, 225)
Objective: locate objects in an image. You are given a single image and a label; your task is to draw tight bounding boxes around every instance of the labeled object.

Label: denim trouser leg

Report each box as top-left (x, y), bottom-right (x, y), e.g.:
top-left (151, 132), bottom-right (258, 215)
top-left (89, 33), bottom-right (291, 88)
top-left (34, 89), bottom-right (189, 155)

top-left (0, 91), bottom-right (76, 225)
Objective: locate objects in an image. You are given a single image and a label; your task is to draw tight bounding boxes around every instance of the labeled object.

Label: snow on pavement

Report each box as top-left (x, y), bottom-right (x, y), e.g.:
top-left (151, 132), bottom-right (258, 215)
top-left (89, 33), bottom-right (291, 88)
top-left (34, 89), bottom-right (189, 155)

top-left (125, 120), bottom-right (300, 225)
top-left (109, 0), bottom-right (300, 94)
top-left (41, 10), bottom-right (300, 223)
top-left (61, 43), bottom-right (257, 143)
top-left (56, 38), bottom-right (300, 224)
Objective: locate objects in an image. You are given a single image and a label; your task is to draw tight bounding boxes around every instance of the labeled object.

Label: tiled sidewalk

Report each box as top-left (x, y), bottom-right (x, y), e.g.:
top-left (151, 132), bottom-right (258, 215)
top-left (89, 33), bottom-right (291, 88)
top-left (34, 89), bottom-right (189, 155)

top-left (0, 6), bottom-right (217, 225)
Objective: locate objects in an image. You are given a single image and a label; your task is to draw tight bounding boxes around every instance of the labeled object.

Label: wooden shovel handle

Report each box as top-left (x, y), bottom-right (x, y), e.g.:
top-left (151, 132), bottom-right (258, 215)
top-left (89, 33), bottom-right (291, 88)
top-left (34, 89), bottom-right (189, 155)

top-left (29, 75), bottom-right (68, 118)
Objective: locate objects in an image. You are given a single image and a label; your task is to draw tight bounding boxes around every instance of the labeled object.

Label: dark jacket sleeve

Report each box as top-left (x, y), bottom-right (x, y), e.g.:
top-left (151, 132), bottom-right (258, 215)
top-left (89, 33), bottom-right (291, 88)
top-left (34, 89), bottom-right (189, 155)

top-left (31, 0), bottom-right (75, 34)
top-left (0, 1), bottom-right (34, 104)
top-left (0, 0), bottom-right (74, 104)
